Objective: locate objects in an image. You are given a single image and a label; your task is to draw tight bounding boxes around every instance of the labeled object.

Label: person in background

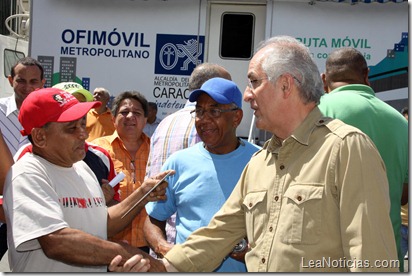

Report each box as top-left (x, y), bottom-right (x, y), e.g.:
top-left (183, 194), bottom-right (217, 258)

top-left (52, 82), bottom-right (94, 102)
top-left (318, 47), bottom-right (408, 270)
top-left (143, 102), bottom-right (161, 137)
top-left (400, 106), bottom-right (408, 261)
top-left (401, 106), bottom-right (408, 121)
top-left (86, 87), bottom-right (116, 142)
top-left (92, 91), bottom-right (151, 253)
top-left (144, 77), bottom-right (260, 272)
top-left (147, 35), bottom-right (398, 272)
top-left (0, 56), bottom-right (45, 259)
top-left (3, 87), bottom-right (172, 272)
top-left (144, 62), bottom-right (232, 255)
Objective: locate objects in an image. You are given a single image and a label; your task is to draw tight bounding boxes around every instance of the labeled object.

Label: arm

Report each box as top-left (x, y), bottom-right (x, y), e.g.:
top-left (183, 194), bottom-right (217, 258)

top-left (338, 133), bottom-right (398, 271)
top-left (0, 130), bottom-right (13, 194)
top-left (38, 227), bottom-right (141, 266)
top-left (0, 130), bottom-right (13, 223)
top-left (106, 170), bottom-right (174, 237)
top-left (38, 227), bottom-right (166, 271)
top-left (401, 183), bottom-right (408, 206)
top-left (143, 215), bottom-right (173, 258)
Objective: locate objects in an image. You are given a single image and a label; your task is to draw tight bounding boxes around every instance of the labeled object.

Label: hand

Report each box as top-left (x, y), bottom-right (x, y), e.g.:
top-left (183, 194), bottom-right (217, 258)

top-left (141, 170), bottom-right (175, 203)
top-left (155, 242), bottom-right (174, 259)
top-left (108, 254), bottom-right (150, 272)
top-left (115, 241), bottom-right (168, 272)
top-left (101, 179), bottom-right (115, 203)
top-left (229, 242), bottom-right (249, 263)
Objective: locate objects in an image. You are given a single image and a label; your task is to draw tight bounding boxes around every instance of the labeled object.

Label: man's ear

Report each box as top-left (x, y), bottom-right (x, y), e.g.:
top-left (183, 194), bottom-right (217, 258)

top-left (7, 75), bottom-right (13, 87)
top-left (364, 67), bottom-right (371, 87)
top-left (280, 74), bottom-right (295, 98)
top-left (321, 73), bottom-right (329, 93)
top-left (31, 128), bottom-right (47, 148)
top-left (233, 108), bottom-right (243, 128)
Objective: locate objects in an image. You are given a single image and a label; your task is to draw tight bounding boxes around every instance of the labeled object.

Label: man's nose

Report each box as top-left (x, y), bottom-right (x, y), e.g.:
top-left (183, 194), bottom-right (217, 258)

top-left (243, 86), bottom-right (253, 103)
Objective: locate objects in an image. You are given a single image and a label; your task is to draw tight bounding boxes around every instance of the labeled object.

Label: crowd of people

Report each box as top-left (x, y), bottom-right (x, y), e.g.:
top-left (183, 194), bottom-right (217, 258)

top-left (0, 35), bottom-right (408, 272)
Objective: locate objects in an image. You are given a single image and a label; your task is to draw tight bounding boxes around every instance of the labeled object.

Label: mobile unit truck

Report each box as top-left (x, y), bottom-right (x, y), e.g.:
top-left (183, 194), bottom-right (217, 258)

top-left (1, 0), bottom-right (408, 143)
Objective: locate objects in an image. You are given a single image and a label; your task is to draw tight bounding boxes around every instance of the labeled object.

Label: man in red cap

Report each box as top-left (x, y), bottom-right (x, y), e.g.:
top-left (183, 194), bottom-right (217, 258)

top-left (2, 87), bottom-right (172, 272)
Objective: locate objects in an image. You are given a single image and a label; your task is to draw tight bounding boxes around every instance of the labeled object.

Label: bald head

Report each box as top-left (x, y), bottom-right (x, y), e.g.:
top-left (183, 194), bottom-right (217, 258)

top-left (323, 47), bottom-right (370, 92)
top-left (188, 63), bottom-right (232, 91)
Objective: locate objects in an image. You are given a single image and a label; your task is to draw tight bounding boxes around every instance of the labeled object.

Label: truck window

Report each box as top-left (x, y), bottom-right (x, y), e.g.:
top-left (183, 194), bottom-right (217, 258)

top-left (220, 13), bottom-right (254, 59)
top-left (4, 49), bottom-right (25, 78)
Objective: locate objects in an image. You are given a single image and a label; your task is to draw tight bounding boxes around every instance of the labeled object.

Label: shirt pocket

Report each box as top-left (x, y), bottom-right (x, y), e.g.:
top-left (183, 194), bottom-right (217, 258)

top-left (279, 184), bottom-right (323, 245)
top-left (242, 191), bottom-right (268, 247)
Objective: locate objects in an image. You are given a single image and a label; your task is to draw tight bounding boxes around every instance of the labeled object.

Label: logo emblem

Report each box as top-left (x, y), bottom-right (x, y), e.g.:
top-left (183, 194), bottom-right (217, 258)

top-left (155, 34), bottom-right (205, 76)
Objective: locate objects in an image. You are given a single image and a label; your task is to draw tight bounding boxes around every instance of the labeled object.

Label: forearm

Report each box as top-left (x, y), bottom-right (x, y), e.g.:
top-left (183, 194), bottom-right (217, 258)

top-left (401, 183), bottom-right (408, 205)
top-left (143, 216), bottom-right (171, 257)
top-left (0, 132), bottom-right (13, 194)
top-left (38, 227), bottom-right (142, 267)
top-left (0, 205), bottom-right (5, 223)
top-left (106, 187), bottom-right (148, 237)
top-left (106, 170), bottom-right (172, 236)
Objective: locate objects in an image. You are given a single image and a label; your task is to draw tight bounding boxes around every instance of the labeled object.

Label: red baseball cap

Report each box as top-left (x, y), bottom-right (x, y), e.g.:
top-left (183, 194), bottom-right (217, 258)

top-left (19, 87), bottom-right (101, 136)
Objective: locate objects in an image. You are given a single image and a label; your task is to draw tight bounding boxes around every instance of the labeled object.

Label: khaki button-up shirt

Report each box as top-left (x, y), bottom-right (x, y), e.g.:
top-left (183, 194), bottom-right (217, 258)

top-left (165, 108), bottom-right (398, 272)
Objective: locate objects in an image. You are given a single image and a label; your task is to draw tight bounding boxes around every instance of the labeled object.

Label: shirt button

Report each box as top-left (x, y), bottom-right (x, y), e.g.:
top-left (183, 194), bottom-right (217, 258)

top-left (319, 119), bottom-right (324, 123)
top-left (297, 195), bottom-right (302, 201)
top-left (274, 196), bottom-right (279, 201)
top-left (249, 203), bottom-right (253, 207)
top-left (280, 165), bottom-right (285, 170)
top-left (262, 258), bottom-right (266, 264)
top-left (269, 226), bottom-right (273, 232)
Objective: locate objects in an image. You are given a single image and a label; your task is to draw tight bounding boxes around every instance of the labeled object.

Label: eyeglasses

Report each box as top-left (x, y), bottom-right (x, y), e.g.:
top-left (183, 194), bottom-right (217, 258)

top-left (291, 75), bottom-right (302, 85)
top-left (247, 74), bottom-right (301, 91)
top-left (190, 107), bottom-right (239, 119)
top-left (247, 78), bottom-right (269, 90)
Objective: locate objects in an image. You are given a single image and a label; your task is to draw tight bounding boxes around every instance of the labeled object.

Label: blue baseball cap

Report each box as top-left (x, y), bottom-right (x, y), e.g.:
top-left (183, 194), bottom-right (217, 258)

top-left (189, 77), bottom-right (242, 108)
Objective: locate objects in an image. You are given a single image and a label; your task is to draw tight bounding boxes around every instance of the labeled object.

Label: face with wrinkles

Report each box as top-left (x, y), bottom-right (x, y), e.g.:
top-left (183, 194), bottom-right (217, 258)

top-left (32, 116), bottom-right (89, 167)
top-left (244, 46), bottom-right (286, 135)
top-left (194, 93), bottom-right (242, 154)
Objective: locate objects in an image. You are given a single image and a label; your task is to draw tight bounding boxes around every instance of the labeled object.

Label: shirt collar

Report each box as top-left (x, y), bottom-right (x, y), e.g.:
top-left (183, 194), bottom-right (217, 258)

top-left (90, 106), bottom-right (112, 115)
top-left (107, 130), bottom-right (121, 144)
top-left (5, 94), bottom-right (18, 116)
top-left (264, 107), bottom-right (330, 153)
top-left (107, 130), bottom-right (151, 145)
top-left (330, 84), bottom-right (375, 96)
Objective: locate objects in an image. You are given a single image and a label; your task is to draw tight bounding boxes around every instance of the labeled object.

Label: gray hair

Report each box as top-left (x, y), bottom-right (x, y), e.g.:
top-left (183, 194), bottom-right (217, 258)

top-left (256, 35), bottom-right (324, 104)
top-left (188, 62), bottom-right (232, 91)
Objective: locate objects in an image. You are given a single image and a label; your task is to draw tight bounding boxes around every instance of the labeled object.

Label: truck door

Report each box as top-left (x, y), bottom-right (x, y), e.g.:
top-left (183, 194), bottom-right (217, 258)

top-left (207, 3), bottom-right (266, 143)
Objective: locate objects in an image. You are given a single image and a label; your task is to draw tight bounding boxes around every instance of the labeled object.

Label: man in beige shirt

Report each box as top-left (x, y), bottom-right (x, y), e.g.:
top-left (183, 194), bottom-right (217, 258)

top-left (126, 36), bottom-right (398, 272)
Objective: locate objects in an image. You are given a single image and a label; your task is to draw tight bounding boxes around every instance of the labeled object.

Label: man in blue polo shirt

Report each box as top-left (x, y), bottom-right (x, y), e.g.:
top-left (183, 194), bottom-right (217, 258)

top-left (144, 77), bottom-right (260, 272)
